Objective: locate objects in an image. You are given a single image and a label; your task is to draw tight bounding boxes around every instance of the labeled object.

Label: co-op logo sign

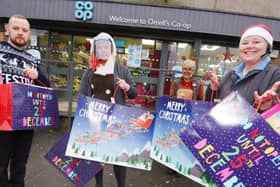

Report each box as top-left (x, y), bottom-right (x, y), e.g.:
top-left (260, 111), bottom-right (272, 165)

top-left (75, 1), bottom-right (93, 21)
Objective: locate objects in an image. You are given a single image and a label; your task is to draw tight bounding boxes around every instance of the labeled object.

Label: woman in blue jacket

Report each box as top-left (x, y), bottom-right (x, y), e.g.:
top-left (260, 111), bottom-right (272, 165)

top-left (207, 24), bottom-right (280, 112)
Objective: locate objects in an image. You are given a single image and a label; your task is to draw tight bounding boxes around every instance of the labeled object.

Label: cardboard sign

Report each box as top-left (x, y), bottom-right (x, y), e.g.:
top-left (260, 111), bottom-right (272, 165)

top-left (180, 92), bottom-right (280, 187)
top-left (45, 134), bottom-right (102, 187)
top-left (0, 83), bottom-right (60, 130)
top-left (66, 95), bottom-right (155, 170)
top-left (151, 96), bottom-right (216, 186)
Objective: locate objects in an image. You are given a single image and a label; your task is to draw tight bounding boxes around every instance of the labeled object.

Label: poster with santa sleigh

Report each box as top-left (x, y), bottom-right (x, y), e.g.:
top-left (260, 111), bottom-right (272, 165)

top-left (65, 95), bottom-right (155, 170)
top-left (151, 96), bottom-right (216, 186)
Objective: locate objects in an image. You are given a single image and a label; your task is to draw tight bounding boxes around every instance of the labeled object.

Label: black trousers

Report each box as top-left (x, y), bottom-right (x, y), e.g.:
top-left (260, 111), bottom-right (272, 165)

top-left (0, 130), bottom-right (34, 187)
top-left (95, 165), bottom-right (126, 187)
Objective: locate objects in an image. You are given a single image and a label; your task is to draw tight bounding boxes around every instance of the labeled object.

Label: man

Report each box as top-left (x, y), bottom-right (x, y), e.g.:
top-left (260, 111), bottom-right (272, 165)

top-left (0, 14), bottom-right (49, 187)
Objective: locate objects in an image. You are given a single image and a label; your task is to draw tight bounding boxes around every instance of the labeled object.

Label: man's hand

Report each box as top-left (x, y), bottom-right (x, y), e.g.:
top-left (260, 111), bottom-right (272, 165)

top-left (23, 68), bottom-right (38, 80)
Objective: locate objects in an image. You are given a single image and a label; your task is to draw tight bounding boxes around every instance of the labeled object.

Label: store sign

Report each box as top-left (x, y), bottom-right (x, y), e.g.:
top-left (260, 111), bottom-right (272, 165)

top-left (75, 1), bottom-right (93, 21)
top-left (108, 16), bottom-right (192, 30)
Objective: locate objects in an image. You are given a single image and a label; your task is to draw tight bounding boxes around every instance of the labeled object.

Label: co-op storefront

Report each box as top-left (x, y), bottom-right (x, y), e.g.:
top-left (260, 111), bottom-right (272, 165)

top-left (0, 0), bottom-right (280, 116)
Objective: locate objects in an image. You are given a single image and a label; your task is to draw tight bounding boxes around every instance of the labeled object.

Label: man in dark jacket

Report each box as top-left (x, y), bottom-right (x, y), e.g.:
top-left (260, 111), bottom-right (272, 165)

top-left (0, 14), bottom-right (49, 187)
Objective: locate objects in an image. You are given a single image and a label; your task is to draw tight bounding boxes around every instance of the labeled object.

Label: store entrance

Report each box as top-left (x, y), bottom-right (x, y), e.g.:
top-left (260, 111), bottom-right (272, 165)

top-left (114, 37), bottom-right (194, 110)
top-left (25, 30), bottom-right (196, 115)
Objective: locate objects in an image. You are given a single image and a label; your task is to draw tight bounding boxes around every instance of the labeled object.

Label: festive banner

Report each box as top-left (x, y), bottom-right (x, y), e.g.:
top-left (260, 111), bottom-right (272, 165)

top-left (45, 134), bottom-right (102, 187)
top-left (0, 83), bottom-right (60, 131)
top-left (151, 96), bottom-right (215, 186)
top-left (65, 95), bottom-right (155, 170)
top-left (262, 103), bottom-right (280, 134)
top-left (180, 91), bottom-right (280, 187)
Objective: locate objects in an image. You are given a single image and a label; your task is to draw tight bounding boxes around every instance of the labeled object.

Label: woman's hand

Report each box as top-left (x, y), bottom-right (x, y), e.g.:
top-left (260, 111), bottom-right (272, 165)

top-left (254, 81), bottom-right (280, 111)
top-left (23, 68), bottom-right (38, 80)
top-left (116, 77), bottom-right (130, 92)
top-left (205, 71), bottom-right (219, 91)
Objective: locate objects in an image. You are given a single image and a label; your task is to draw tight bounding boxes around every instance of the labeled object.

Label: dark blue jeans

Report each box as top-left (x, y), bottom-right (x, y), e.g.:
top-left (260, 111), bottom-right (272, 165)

top-left (95, 165), bottom-right (126, 187)
top-left (0, 130), bottom-right (34, 187)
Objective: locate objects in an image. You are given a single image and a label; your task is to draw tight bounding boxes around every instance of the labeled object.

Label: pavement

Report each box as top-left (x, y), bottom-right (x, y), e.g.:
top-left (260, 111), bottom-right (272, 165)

top-left (25, 121), bottom-right (204, 187)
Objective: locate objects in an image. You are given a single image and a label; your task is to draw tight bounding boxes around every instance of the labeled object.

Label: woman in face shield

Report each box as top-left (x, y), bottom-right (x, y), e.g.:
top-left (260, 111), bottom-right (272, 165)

top-left (79, 32), bottom-right (137, 187)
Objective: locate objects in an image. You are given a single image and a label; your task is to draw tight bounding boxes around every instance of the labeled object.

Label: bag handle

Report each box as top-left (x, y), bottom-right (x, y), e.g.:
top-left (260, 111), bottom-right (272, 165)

top-left (254, 81), bottom-right (280, 113)
top-left (34, 79), bottom-right (49, 87)
top-left (254, 95), bottom-right (280, 114)
top-left (112, 85), bottom-right (132, 106)
top-left (201, 74), bottom-right (219, 103)
top-left (209, 90), bottom-right (218, 103)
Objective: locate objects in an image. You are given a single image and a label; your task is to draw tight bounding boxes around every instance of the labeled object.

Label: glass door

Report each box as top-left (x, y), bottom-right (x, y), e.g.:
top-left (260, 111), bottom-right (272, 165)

top-left (165, 42), bottom-right (194, 96)
top-left (71, 35), bottom-right (92, 112)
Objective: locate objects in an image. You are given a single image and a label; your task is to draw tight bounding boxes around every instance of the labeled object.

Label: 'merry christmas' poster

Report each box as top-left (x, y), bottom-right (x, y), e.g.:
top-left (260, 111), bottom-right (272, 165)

top-left (151, 96), bottom-right (215, 186)
top-left (66, 95), bottom-right (155, 170)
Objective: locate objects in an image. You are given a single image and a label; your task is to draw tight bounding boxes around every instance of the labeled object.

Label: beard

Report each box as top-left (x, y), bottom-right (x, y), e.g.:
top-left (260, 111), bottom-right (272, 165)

top-left (10, 36), bottom-right (28, 48)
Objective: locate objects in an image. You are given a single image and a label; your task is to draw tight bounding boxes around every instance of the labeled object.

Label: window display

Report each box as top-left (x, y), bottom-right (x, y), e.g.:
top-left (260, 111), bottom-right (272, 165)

top-left (21, 29), bottom-right (248, 116)
top-left (198, 45), bottom-right (240, 79)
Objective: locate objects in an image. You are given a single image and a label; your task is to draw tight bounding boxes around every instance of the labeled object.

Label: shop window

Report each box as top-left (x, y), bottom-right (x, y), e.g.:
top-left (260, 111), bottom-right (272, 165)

top-left (167, 42), bottom-right (193, 78)
top-left (165, 42), bottom-right (193, 96)
top-left (0, 32), bottom-right (5, 41)
top-left (48, 33), bottom-right (72, 113)
top-left (198, 45), bottom-right (240, 79)
top-left (25, 29), bottom-right (49, 90)
top-left (73, 35), bottom-right (91, 69)
top-left (114, 36), bottom-right (163, 110)
top-left (115, 37), bottom-right (162, 73)
top-left (48, 33), bottom-right (71, 89)
top-left (0, 23), bottom-right (5, 41)
top-left (134, 82), bottom-right (157, 110)
top-left (271, 50), bottom-right (280, 66)
top-left (50, 32), bottom-right (71, 62)
top-left (26, 29), bottom-right (48, 61)
top-left (72, 35), bottom-right (92, 105)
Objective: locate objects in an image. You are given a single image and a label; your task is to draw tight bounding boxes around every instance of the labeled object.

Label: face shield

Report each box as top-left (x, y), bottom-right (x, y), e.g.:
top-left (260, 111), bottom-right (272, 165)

top-left (89, 33), bottom-right (116, 75)
top-left (94, 39), bottom-right (112, 61)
